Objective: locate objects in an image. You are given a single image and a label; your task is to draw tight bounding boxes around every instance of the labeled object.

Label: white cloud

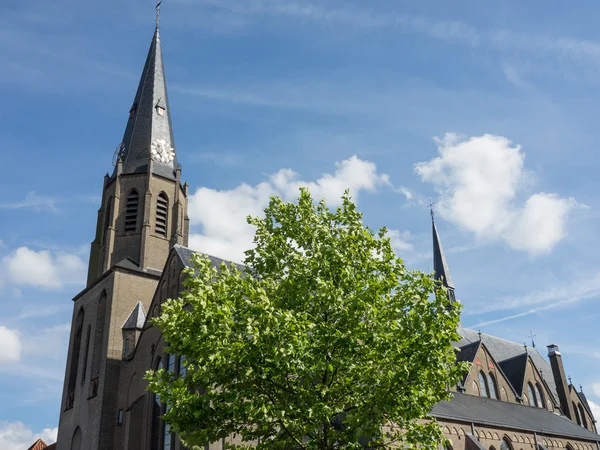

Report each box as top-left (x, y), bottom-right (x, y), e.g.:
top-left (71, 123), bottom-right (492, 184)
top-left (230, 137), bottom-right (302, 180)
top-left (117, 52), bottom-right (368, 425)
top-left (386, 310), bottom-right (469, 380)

top-left (0, 327), bottom-right (21, 363)
top-left (0, 191), bottom-right (59, 212)
top-left (0, 421), bottom-right (56, 450)
top-left (415, 133), bottom-right (581, 255)
top-left (188, 155), bottom-right (391, 263)
top-left (588, 400), bottom-right (600, 422)
top-left (592, 383), bottom-right (600, 398)
top-left (388, 229), bottom-right (413, 252)
top-left (189, 0), bottom-right (600, 70)
top-left (469, 270), bottom-right (600, 316)
top-left (1, 247), bottom-right (86, 290)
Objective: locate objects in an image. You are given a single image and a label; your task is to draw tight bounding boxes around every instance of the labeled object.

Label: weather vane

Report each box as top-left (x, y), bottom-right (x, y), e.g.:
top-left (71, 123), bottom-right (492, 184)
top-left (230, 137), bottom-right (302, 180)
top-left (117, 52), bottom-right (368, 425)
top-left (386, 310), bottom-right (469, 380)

top-left (156, 0), bottom-right (162, 28)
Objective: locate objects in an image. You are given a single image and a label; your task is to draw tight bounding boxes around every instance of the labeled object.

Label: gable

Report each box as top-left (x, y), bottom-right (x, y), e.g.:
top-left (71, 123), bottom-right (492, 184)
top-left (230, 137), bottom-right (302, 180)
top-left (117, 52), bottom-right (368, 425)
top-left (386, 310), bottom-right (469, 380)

top-left (464, 341), bottom-right (518, 402)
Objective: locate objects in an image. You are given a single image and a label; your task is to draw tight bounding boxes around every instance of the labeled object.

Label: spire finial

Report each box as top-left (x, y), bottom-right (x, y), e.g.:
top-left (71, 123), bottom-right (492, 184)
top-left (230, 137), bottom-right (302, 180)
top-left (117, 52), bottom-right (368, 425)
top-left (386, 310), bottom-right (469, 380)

top-left (478, 330), bottom-right (482, 341)
top-left (580, 384), bottom-right (584, 393)
top-left (156, 0), bottom-right (162, 29)
top-left (429, 200), bottom-right (435, 223)
top-left (569, 376), bottom-right (573, 385)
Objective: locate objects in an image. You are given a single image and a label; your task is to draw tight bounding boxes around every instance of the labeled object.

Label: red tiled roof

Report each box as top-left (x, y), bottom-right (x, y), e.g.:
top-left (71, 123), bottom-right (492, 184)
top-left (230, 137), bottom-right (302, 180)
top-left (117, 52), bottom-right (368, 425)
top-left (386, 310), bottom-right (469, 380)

top-left (26, 439), bottom-right (47, 450)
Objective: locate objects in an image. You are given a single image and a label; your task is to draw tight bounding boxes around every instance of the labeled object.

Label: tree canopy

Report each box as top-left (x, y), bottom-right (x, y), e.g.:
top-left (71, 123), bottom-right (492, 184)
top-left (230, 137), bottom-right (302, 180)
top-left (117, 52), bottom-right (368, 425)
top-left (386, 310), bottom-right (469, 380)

top-left (147, 189), bottom-right (465, 450)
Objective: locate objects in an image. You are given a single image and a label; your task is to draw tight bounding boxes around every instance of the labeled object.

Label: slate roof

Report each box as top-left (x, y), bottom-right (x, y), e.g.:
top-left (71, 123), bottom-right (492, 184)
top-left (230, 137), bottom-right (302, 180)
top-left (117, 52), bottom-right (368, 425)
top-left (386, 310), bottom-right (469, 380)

top-left (577, 390), bottom-right (595, 419)
top-left (432, 393), bottom-right (600, 441)
top-left (456, 341), bottom-right (482, 387)
top-left (173, 244), bottom-right (245, 272)
top-left (458, 327), bottom-right (559, 403)
top-left (114, 26), bottom-right (178, 181)
top-left (456, 341), bottom-right (481, 364)
top-left (122, 301), bottom-right (146, 330)
top-left (114, 257), bottom-right (162, 277)
top-left (498, 353), bottom-right (529, 397)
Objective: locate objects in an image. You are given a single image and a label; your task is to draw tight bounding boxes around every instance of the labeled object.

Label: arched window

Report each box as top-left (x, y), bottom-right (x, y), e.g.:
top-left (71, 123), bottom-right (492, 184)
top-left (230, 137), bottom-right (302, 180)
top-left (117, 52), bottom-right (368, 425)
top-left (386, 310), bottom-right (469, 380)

top-left (527, 382), bottom-right (538, 407)
top-left (578, 403), bottom-right (588, 428)
top-left (500, 386), bottom-right (508, 401)
top-left (81, 324), bottom-right (91, 383)
top-left (150, 358), bottom-right (163, 450)
top-left (444, 443), bottom-right (453, 450)
top-left (179, 355), bottom-right (187, 378)
top-left (490, 446), bottom-right (497, 450)
top-left (70, 427), bottom-right (82, 450)
top-left (124, 189), bottom-right (139, 232)
top-left (479, 371), bottom-right (490, 397)
top-left (473, 380), bottom-right (481, 396)
top-left (67, 309), bottom-right (84, 402)
top-left (487, 373), bottom-right (498, 399)
top-left (91, 291), bottom-right (107, 397)
top-left (167, 353), bottom-right (175, 373)
top-left (163, 403), bottom-right (173, 450)
top-left (104, 196), bottom-right (114, 230)
top-left (156, 192), bottom-right (168, 237)
top-left (500, 438), bottom-right (512, 450)
top-left (534, 383), bottom-right (545, 408)
top-left (573, 402), bottom-right (582, 426)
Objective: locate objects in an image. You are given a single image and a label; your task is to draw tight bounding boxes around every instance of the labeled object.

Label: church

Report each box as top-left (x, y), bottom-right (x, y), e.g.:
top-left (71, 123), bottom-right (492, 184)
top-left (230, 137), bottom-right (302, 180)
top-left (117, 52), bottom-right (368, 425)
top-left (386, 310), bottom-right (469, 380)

top-left (52, 17), bottom-right (600, 450)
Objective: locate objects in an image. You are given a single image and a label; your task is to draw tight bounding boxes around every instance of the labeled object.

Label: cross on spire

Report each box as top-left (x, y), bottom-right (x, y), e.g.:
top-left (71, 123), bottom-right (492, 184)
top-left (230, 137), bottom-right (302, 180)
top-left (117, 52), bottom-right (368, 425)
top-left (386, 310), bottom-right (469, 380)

top-left (528, 330), bottom-right (536, 348)
top-left (428, 201), bottom-right (435, 222)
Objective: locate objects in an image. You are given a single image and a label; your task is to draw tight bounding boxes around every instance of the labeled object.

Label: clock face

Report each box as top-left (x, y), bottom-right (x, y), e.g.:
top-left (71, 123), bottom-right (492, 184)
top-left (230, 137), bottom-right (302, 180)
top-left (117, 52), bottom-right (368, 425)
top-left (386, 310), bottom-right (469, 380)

top-left (151, 139), bottom-right (175, 164)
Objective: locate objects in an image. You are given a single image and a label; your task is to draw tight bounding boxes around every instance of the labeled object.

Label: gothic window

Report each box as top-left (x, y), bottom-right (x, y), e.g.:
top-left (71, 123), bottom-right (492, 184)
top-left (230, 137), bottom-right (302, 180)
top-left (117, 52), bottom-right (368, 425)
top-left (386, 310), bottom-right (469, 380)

top-left (156, 192), bottom-right (169, 237)
top-left (500, 438), bottom-right (512, 450)
top-left (487, 373), bottom-right (498, 399)
top-left (578, 403), bottom-right (588, 428)
top-left (500, 386), bottom-right (508, 401)
top-left (472, 380), bottom-right (480, 396)
top-left (150, 358), bottom-right (163, 450)
top-left (81, 324), bottom-right (91, 384)
top-left (104, 196), bottom-right (113, 230)
top-left (179, 355), bottom-right (187, 378)
top-left (573, 402), bottom-right (582, 426)
top-left (70, 427), bottom-right (82, 450)
top-left (124, 189), bottom-right (139, 232)
top-left (444, 443), bottom-right (453, 450)
top-left (479, 371), bottom-right (490, 397)
top-left (534, 383), bottom-right (545, 408)
top-left (163, 404), bottom-right (173, 450)
top-left (527, 382), bottom-right (538, 407)
top-left (67, 308), bottom-right (84, 406)
top-left (167, 353), bottom-right (176, 373)
top-left (123, 331), bottom-right (135, 360)
top-left (91, 291), bottom-right (107, 386)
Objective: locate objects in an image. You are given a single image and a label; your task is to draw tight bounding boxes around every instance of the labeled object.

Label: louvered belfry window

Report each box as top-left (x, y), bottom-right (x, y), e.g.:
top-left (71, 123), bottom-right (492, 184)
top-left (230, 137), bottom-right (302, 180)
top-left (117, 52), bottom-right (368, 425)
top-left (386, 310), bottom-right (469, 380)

top-left (124, 190), bottom-right (139, 232)
top-left (156, 193), bottom-right (168, 237)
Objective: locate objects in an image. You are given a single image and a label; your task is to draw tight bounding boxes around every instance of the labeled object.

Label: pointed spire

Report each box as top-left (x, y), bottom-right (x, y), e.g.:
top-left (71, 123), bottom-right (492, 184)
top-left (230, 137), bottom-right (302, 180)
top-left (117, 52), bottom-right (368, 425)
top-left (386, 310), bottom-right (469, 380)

top-left (431, 208), bottom-right (455, 291)
top-left (115, 22), bottom-right (177, 180)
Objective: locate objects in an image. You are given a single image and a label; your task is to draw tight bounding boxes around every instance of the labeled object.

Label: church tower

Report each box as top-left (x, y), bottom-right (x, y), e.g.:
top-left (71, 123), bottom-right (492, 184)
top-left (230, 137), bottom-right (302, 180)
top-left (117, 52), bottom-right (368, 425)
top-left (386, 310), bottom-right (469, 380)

top-left (87, 25), bottom-right (189, 284)
top-left (56, 18), bottom-right (189, 450)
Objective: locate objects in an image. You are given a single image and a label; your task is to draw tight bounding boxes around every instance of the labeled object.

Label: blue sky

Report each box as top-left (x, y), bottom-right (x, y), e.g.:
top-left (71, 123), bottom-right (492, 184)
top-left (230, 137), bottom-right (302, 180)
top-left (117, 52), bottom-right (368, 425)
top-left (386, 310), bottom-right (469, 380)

top-left (2, 0), bottom-right (600, 446)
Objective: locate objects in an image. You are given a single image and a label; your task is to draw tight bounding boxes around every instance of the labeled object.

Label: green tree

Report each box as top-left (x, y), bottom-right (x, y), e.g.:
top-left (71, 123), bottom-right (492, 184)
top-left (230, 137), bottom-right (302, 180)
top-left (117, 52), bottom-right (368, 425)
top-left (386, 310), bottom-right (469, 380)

top-left (147, 189), bottom-right (465, 450)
